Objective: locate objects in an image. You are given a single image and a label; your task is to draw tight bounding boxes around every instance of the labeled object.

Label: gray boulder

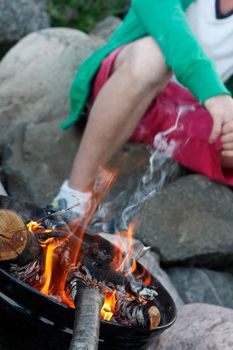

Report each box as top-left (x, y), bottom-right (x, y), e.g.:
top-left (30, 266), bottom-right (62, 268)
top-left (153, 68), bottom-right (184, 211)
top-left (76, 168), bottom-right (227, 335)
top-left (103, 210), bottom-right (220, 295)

top-left (147, 303), bottom-right (233, 350)
top-left (0, 0), bottom-right (49, 46)
top-left (135, 175), bottom-right (233, 268)
top-left (3, 120), bottom-right (81, 206)
top-left (90, 16), bottom-right (122, 41)
top-left (167, 267), bottom-right (233, 309)
top-left (0, 28), bottom-right (96, 146)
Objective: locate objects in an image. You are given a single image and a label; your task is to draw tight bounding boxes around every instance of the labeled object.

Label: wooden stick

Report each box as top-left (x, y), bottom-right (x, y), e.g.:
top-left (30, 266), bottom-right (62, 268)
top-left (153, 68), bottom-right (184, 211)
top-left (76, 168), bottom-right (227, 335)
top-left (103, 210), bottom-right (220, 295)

top-left (0, 209), bottom-right (41, 265)
top-left (68, 276), bottom-right (104, 350)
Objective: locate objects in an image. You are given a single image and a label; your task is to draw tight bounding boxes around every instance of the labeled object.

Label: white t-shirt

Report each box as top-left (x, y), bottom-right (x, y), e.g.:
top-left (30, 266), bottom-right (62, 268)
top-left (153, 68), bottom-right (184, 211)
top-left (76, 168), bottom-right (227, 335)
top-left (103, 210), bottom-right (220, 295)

top-left (186, 0), bottom-right (233, 82)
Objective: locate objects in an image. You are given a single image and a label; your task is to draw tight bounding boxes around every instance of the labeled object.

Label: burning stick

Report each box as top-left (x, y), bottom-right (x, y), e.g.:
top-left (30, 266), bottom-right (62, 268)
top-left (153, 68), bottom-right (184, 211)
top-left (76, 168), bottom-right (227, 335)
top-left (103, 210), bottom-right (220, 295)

top-left (68, 270), bottom-right (160, 331)
top-left (114, 291), bottom-right (161, 330)
top-left (0, 210), bottom-right (42, 266)
top-left (68, 273), bottom-right (104, 350)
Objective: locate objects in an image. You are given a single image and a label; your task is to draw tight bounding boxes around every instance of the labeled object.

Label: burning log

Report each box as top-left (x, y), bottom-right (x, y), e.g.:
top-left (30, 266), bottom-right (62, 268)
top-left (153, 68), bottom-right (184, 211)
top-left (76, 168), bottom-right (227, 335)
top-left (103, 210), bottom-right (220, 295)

top-left (114, 292), bottom-right (161, 330)
top-left (0, 210), bottom-right (42, 266)
top-left (68, 273), bottom-right (104, 350)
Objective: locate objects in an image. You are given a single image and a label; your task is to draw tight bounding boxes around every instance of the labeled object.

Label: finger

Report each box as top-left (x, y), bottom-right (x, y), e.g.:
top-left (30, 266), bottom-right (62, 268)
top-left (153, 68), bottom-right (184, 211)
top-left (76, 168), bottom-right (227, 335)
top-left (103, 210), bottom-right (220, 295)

top-left (209, 118), bottom-right (222, 143)
top-left (222, 121), bottom-right (233, 135)
top-left (221, 150), bottom-right (233, 157)
top-left (222, 142), bottom-right (233, 150)
top-left (221, 132), bottom-right (233, 144)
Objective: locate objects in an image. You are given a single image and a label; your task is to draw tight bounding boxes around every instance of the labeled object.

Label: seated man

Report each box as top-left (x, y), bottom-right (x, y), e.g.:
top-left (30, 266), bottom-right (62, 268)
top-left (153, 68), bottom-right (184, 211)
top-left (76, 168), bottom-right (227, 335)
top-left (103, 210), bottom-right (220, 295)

top-left (53, 0), bottom-right (233, 218)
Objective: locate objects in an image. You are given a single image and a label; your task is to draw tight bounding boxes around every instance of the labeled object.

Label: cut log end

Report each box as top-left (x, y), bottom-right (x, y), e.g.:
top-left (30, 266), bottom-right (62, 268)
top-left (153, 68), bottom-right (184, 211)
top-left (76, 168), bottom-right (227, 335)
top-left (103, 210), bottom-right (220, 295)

top-left (149, 305), bottom-right (161, 330)
top-left (0, 209), bottom-right (28, 261)
top-left (0, 209), bottom-right (41, 265)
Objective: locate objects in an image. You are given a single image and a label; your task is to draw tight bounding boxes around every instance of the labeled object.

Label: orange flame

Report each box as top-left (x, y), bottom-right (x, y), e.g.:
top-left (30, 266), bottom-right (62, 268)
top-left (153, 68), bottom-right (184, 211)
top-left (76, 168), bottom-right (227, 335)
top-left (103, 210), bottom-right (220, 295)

top-left (111, 223), bottom-right (137, 276)
top-left (27, 220), bottom-right (52, 234)
top-left (101, 291), bottom-right (116, 321)
top-left (111, 223), bottom-right (152, 286)
top-left (39, 238), bottom-right (61, 295)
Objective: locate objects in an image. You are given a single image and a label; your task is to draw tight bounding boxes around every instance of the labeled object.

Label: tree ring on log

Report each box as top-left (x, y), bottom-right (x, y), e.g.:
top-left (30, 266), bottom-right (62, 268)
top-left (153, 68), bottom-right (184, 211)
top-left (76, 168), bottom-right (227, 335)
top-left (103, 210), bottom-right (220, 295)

top-left (0, 209), bottom-right (29, 261)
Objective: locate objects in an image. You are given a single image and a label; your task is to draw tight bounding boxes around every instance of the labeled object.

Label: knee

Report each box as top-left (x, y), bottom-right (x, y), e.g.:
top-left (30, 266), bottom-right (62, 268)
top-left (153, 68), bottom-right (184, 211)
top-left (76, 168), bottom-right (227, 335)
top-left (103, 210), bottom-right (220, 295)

top-left (116, 37), bottom-right (171, 96)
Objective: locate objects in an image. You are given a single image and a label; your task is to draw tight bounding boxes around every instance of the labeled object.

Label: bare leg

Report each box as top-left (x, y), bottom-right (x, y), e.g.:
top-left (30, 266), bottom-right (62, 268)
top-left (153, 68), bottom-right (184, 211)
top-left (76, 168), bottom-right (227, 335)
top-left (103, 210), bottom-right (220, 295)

top-left (69, 37), bottom-right (171, 192)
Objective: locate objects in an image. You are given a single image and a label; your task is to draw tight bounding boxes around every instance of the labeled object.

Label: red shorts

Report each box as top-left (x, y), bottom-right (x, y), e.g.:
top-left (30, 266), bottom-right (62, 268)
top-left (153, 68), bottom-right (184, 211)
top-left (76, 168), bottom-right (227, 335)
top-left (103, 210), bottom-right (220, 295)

top-left (91, 47), bottom-right (233, 186)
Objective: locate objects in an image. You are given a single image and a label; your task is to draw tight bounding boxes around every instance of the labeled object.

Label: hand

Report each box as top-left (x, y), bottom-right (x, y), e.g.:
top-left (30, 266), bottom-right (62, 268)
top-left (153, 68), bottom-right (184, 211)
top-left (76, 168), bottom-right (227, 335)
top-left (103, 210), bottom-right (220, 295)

top-left (204, 94), bottom-right (233, 156)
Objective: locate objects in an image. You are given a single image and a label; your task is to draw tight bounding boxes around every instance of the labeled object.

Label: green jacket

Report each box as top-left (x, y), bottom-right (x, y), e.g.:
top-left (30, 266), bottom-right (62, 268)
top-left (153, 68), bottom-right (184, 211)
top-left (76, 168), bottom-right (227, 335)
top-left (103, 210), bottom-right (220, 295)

top-left (61, 0), bottom-right (230, 129)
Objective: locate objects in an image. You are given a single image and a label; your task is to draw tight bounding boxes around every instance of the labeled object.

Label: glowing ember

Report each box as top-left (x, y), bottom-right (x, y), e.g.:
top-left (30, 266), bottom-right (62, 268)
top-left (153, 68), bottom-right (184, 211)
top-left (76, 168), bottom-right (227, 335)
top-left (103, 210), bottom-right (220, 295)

top-left (142, 274), bottom-right (152, 287)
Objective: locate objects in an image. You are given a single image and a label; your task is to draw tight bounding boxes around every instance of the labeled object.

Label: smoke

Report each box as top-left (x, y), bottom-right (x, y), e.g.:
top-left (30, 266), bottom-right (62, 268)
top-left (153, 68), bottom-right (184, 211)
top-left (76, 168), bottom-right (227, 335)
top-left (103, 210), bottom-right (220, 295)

top-left (120, 104), bottom-right (195, 229)
top-left (92, 105), bottom-right (195, 232)
top-left (120, 137), bottom-right (177, 230)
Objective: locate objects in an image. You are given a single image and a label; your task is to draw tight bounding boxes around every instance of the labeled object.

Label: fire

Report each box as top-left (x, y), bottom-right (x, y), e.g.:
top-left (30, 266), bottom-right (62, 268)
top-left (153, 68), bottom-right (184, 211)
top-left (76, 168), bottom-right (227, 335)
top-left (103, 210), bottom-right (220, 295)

top-left (111, 223), bottom-right (152, 286)
top-left (25, 167), bottom-right (153, 322)
top-left (111, 223), bottom-right (137, 277)
top-left (27, 220), bottom-right (52, 234)
top-left (142, 273), bottom-right (152, 286)
top-left (39, 238), bottom-right (61, 295)
top-left (101, 291), bottom-right (116, 321)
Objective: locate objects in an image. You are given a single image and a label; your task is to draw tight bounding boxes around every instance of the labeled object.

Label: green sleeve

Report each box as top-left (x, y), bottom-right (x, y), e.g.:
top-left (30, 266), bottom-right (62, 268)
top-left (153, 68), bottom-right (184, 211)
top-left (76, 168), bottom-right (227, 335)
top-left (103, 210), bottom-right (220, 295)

top-left (181, 0), bottom-right (196, 10)
top-left (131, 0), bottom-right (230, 103)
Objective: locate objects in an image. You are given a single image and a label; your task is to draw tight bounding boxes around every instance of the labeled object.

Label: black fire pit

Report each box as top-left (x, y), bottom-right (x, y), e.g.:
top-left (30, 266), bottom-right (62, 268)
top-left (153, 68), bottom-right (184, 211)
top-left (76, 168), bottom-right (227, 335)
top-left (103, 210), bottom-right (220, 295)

top-left (0, 195), bottom-right (176, 350)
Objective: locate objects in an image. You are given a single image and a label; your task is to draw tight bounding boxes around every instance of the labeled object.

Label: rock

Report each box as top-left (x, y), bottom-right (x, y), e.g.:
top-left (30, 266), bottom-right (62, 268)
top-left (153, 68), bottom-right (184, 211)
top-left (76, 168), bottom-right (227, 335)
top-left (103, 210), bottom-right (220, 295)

top-left (101, 233), bottom-right (183, 308)
top-left (0, 43), bottom-right (14, 61)
top-left (90, 16), bottom-right (122, 41)
top-left (2, 120), bottom-right (82, 206)
top-left (0, 0), bottom-right (49, 47)
top-left (135, 175), bottom-right (233, 268)
top-left (167, 267), bottom-right (233, 309)
top-left (0, 28), bottom-right (96, 146)
top-left (147, 303), bottom-right (233, 350)
top-left (88, 35), bottom-right (106, 50)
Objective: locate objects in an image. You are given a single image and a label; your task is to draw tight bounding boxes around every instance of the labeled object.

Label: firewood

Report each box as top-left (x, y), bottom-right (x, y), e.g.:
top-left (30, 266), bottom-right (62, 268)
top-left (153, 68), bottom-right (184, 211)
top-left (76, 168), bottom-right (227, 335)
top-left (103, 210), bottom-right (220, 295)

top-left (0, 209), bottom-right (41, 265)
top-left (114, 291), bottom-right (161, 330)
top-left (68, 274), bottom-right (104, 350)
top-left (82, 254), bottom-right (125, 287)
top-left (67, 273), bottom-right (160, 331)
